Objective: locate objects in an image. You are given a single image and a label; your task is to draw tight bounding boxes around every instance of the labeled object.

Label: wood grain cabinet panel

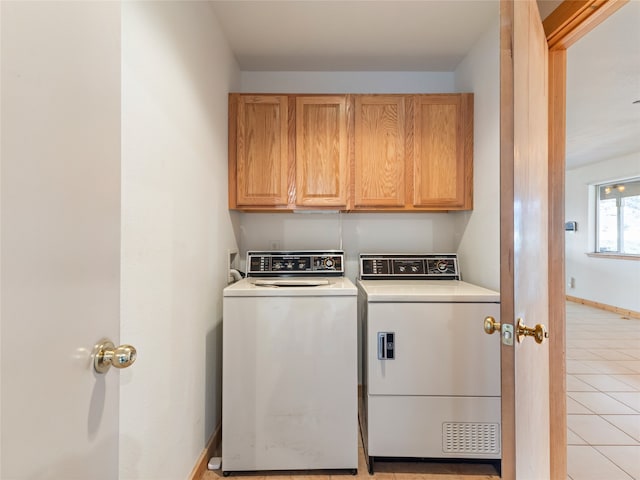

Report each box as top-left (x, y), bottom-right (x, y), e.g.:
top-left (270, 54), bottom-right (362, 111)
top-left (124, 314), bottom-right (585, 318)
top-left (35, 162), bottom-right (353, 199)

top-left (229, 93), bottom-right (473, 212)
top-left (413, 94), bottom-right (473, 209)
top-left (354, 96), bottom-right (406, 207)
top-left (295, 96), bottom-right (348, 207)
top-left (232, 94), bottom-right (289, 207)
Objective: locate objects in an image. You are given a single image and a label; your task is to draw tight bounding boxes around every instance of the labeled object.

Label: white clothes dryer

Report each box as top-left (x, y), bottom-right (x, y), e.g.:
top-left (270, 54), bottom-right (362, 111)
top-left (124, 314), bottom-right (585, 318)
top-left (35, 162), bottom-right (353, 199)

top-left (357, 253), bottom-right (501, 474)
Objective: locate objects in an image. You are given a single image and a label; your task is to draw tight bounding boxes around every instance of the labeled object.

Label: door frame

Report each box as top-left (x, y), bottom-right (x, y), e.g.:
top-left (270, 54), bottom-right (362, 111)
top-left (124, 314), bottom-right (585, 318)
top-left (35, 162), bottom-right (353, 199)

top-left (545, 2), bottom-right (628, 479)
top-left (499, 1), bottom-right (629, 479)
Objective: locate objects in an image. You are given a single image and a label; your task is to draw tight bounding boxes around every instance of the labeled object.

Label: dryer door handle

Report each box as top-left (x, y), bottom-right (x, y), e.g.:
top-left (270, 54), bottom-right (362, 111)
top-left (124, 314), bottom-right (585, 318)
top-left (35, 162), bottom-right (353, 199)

top-left (377, 332), bottom-right (395, 360)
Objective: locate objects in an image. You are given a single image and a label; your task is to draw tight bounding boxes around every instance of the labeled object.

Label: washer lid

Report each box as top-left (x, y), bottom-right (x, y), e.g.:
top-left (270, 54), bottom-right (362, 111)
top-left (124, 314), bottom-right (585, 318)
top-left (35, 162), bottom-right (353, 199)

top-left (357, 279), bottom-right (500, 303)
top-left (224, 277), bottom-right (357, 297)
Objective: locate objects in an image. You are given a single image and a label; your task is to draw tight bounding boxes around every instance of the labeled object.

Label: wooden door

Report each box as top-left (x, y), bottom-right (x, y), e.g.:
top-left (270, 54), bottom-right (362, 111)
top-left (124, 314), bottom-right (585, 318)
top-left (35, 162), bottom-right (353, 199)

top-left (354, 95), bottom-right (406, 207)
top-left (1, 2), bottom-right (121, 478)
top-left (413, 94), bottom-right (473, 209)
top-left (500, 0), bottom-right (550, 478)
top-left (233, 94), bottom-right (289, 207)
top-left (295, 96), bottom-right (348, 207)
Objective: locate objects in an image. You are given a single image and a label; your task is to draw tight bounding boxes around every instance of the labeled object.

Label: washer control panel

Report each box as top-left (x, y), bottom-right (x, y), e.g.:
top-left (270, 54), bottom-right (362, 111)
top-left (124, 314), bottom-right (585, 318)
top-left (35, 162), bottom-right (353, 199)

top-left (247, 250), bottom-right (344, 276)
top-left (360, 253), bottom-right (459, 280)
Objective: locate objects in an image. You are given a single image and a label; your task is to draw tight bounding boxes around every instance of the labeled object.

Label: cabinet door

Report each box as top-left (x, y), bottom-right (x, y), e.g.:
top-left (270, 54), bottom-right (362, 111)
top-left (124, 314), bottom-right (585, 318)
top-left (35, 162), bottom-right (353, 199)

top-left (234, 95), bottom-right (289, 206)
top-left (354, 96), bottom-right (406, 207)
top-left (295, 96), bottom-right (348, 207)
top-left (413, 94), bottom-right (473, 209)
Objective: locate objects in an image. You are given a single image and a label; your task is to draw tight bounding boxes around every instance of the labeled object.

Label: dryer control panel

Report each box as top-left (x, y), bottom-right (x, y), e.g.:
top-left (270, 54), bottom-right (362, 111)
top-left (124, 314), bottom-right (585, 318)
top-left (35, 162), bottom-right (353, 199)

top-left (360, 253), bottom-right (460, 280)
top-left (247, 250), bottom-right (344, 276)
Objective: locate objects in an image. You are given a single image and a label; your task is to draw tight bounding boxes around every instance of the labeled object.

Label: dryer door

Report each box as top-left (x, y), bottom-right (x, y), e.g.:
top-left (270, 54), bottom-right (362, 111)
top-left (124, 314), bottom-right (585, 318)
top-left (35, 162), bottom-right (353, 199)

top-left (367, 302), bottom-right (501, 396)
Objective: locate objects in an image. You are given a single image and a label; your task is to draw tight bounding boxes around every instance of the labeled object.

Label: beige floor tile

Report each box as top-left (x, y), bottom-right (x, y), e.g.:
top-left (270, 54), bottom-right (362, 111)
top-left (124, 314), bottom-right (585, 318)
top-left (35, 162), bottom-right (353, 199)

top-left (613, 375), bottom-right (640, 390)
top-left (568, 392), bottom-right (637, 415)
top-left (602, 415), bottom-right (640, 442)
top-left (598, 339), bottom-right (640, 349)
top-left (567, 428), bottom-right (588, 445)
top-left (567, 396), bottom-right (594, 414)
top-left (567, 446), bottom-right (633, 480)
top-left (567, 375), bottom-right (598, 392)
top-left (580, 360), bottom-right (636, 375)
top-left (567, 414), bottom-right (637, 445)
top-left (567, 349), bottom-right (605, 360)
top-left (619, 350), bottom-right (640, 360)
top-left (567, 360), bottom-right (605, 375)
top-left (588, 350), bottom-right (637, 361)
top-left (595, 446), bottom-right (640, 479)
top-left (567, 339), bottom-right (608, 349)
top-left (606, 392), bottom-right (640, 413)
top-left (614, 361), bottom-right (640, 374)
top-left (575, 374), bottom-right (638, 392)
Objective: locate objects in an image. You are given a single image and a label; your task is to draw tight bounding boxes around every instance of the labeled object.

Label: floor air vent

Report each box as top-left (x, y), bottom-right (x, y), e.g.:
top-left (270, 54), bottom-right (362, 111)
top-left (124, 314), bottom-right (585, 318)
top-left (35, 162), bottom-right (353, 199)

top-left (442, 422), bottom-right (500, 455)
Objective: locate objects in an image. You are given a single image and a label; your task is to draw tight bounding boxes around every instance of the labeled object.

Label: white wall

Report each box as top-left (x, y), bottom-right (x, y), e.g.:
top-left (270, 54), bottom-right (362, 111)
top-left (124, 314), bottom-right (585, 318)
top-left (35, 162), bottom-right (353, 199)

top-left (453, 17), bottom-right (500, 291)
top-left (240, 71), bottom-right (455, 93)
top-left (120, 2), bottom-right (239, 479)
top-left (238, 213), bottom-right (460, 281)
top-left (565, 153), bottom-right (640, 312)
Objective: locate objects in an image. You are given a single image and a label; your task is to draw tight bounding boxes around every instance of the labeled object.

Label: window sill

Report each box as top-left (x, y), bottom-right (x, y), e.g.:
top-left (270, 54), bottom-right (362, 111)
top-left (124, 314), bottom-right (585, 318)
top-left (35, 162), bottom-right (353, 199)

top-left (586, 252), bottom-right (640, 261)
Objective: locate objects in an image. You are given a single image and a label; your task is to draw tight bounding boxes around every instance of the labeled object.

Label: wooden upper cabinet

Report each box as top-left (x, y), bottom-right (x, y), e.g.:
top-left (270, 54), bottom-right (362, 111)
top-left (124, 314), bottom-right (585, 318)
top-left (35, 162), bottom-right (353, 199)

top-left (231, 94), bottom-right (289, 207)
top-left (354, 96), bottom-right (406, 207)
top-left (295, 96), bottom-right (348, 207)
top-left (413, 94), bottom-right (473, 209)
top-left (229, 93), bottom-right (473, 211)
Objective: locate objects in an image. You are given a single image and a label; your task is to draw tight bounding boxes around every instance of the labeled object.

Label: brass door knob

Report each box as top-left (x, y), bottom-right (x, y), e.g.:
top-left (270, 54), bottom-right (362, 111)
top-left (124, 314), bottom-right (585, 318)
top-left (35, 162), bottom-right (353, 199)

top-left (516, 318), bottom-right (548, 344)
top-left (94, 339), bottom-right (137, 374)
top-left (483, 316), bottom-right (501, 335)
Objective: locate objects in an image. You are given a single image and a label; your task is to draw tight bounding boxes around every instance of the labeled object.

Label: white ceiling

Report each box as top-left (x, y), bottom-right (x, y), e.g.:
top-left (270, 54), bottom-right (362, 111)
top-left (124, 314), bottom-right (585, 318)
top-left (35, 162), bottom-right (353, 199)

top-left (210, 1), bottom-right (499, 71)
top-left (210, 0), bottom-right (640, 170)
top-left (566, 0), bottom-right (640, 169)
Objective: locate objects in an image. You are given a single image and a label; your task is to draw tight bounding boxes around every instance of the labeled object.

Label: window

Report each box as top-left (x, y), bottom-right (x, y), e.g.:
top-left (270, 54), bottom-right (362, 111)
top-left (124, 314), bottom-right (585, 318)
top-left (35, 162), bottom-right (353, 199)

top-left (596, 177), bottom-right (640, 255)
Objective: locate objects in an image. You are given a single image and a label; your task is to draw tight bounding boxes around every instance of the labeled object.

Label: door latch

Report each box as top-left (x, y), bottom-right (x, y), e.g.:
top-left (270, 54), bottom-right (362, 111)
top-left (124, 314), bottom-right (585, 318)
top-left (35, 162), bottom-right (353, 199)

top-left (483, 316), bottom-right (514, 346)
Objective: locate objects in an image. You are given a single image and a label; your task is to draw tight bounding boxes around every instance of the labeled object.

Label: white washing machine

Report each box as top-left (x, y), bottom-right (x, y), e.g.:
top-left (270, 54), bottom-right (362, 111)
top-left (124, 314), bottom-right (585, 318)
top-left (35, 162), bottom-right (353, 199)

top-left (222, 250), bottom-right (358, 475)
top-left (357, 254), bottom-right (501, 473)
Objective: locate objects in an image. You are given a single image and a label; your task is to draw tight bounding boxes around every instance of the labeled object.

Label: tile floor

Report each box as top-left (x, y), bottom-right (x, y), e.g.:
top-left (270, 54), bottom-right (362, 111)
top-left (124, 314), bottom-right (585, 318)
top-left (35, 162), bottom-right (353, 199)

top-left (566, 302), bottom-right (640, 480)
top-left (203, 301), bottom-right (639, 480)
